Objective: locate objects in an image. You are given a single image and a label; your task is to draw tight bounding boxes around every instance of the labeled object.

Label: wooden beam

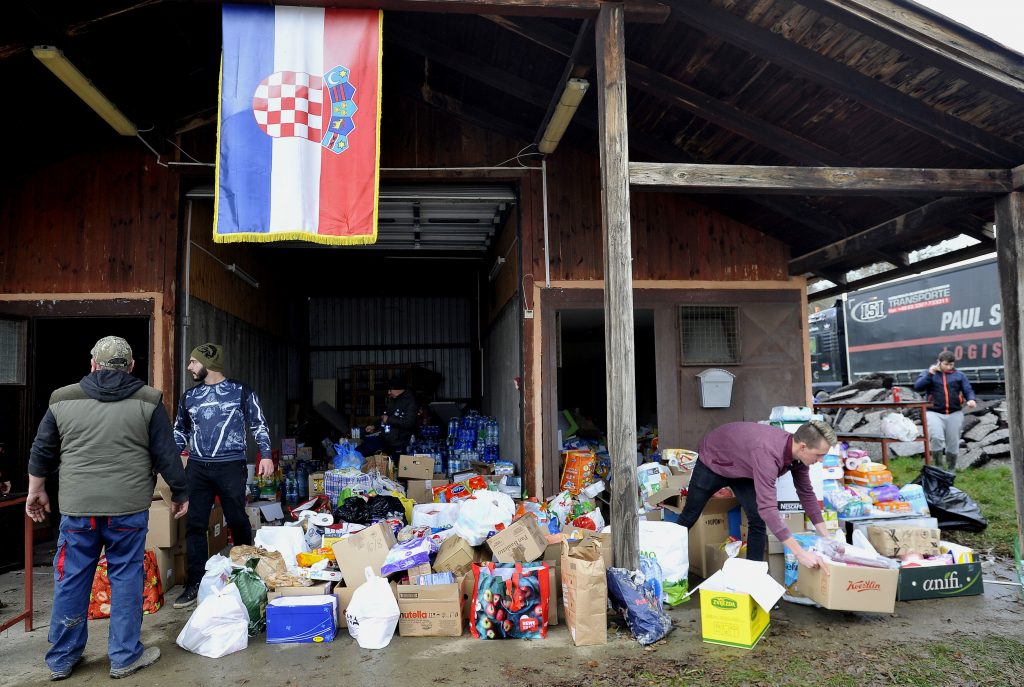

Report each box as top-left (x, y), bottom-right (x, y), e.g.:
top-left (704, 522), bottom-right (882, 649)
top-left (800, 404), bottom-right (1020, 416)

top-left (220, 0), bottom-right (670, 21)
top-left (387, 25), bottom-right (552, 109)
top-left (629, 163), bottom-right (1012, 195)
top-left (395, 79), bottom-right (535, 143)
top-left (789, 196), bottom-right (992, 274)
top-left (796, 0), bottom-right (1024, 103)
top-left (993, 191), bottom-right (1024, 555)
top-left (1014, 163), bottom-right (1024, 191)
top-left (666, 0), bottom-right (1024, 165)
top-left (810, 241), bottom-right (996, 301)
top-left (597, 2), bottom-right (639, 571)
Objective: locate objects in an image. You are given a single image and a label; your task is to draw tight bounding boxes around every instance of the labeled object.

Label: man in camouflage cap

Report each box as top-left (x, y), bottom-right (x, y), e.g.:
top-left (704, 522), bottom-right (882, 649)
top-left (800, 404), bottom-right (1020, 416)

top-left (27, 336), bottom-right (188, 680)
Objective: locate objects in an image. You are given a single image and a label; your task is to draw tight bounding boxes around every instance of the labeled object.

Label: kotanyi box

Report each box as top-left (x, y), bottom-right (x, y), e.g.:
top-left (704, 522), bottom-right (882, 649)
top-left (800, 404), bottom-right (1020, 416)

top-left (796, 559), bottom-right (899, 613)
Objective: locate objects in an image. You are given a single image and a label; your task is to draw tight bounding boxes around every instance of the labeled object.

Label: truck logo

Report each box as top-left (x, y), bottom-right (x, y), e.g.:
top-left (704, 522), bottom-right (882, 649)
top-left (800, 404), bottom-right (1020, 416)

top-left (850, 300), bottom-right (886, 323)
top-left (711, 597), bottom-right (738, 610)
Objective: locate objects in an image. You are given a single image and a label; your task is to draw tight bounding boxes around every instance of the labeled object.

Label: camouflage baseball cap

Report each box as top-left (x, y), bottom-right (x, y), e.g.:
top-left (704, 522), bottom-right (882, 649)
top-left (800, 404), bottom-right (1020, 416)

top-left (91, 336), bottom-right (133, 369)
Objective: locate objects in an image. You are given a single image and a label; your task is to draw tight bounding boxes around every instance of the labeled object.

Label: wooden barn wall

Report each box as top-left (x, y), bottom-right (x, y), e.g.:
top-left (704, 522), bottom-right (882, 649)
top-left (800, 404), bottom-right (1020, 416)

top-left (0, 142), bottom-right (180, 403)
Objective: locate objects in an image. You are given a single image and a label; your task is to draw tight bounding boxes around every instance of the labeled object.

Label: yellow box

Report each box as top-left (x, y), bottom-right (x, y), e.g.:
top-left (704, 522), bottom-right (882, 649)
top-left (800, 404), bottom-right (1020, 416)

top-left (699, 589), bottom-right (770, 649)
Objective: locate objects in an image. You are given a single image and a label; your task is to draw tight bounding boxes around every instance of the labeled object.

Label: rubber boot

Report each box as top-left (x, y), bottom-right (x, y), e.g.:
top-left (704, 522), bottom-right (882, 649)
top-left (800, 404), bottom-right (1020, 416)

top-left (944, 453), bottom-right (958, 472)
top-left (929, 450), bottom-right (944, 469)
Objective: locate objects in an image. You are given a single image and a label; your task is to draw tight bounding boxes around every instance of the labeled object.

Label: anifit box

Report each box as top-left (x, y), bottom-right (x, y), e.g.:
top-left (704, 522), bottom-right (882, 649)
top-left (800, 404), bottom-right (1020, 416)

top-left (897, 563), bottom-right (984, 601)
top-left (266, 595), bottom-right (337, 644)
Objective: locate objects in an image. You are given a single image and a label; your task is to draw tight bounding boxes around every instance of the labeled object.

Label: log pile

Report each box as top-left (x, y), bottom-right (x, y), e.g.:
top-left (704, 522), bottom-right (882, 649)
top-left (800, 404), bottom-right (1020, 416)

top-left (815, 373), bottom-right (1007, 470)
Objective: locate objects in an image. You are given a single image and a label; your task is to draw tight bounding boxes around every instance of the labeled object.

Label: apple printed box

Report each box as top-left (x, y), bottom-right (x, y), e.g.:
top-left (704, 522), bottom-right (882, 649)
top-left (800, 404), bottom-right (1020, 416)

top-left (796, 559), bottom-right (899, 613)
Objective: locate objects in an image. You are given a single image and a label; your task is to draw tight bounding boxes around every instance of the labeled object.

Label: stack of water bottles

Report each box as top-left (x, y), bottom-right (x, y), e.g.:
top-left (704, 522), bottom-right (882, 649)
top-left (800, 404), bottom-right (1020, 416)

top-left (281, 459), bottom-right (311, 508)
top-left (445, 411), bottom-right (501, 476)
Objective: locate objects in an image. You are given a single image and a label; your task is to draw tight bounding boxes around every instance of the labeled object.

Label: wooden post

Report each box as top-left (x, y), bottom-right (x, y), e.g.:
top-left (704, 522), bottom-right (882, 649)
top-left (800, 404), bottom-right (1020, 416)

top-left (994, 191), bottom-right (1024, 555)
top-left (597, 1), bottom-right (639, 571)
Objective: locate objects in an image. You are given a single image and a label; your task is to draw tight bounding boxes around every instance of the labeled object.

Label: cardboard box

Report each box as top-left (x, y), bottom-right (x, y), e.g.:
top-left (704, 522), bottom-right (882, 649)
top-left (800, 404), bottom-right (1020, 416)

top-left (281, 437), bottom-right (297, 455)
top-left (686, 497), bottom-right (740, 579)
top-left (266, 595), bottom-right (337, 644)
top-left (406, 479), bottom-right (449, 504)
top-left (266, 581), bottom-right (332, 603)
top-left (697, 558), bottom-right (785, 650)
top-left (208, 503), bottom-right (227, 555)
top-left (841, 515), bottom-right (939, 544)
top-left (331, 522), bottom-right (398, 589)
top-left (308, 472), bottom-right (326, 497)
top-left (297, 446), bottom-right (313, 461)
top-left (867, 526), bottom-right (941, 557)
top-left (740, 511), bottom-right (806, 555)
top-left (644, 474), bottom-right (690, 514)
top-left (433, 536), bottom-right (486, 576)
top-left (406, 562), bottom-right (432, 581)
top-left (145, 501), bottom-right (178, 549)
top-left (897, 563), bottom-right (984, 601)
top-left (767, 553), bottom-right (785, 586)
top-left (704, 544), bottom-right (735, 578)
top-left (398, 455), bottom-right (435, 481)
top-left (396, 583), bottom-right (463, 636)
top-left (173, 552), bottom-right (188, 585)
top-left (776, 463), bottom-right (825, 512)
top-left (796, 559), bottom-right (899, 613)
top-left (487, 516), bottom-right (548, 563)
top-left (149, 547), bottom-right (176, 591)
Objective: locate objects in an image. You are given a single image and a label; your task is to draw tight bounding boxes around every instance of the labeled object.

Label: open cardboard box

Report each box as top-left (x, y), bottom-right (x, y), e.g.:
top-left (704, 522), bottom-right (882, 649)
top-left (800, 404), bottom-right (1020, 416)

top-left (796, 558), bottom-right (899, 613)
top-left (692, 557), bottom-right (785, 649)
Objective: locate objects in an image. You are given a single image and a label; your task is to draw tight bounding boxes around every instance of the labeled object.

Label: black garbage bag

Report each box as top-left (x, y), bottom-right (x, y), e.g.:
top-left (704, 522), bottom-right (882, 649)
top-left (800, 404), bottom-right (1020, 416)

top-left (335, 494), bottom-right (406, 526)
top-left (912, 465), bottom-right (988, 532)
top-left (335, 496), bottom-right (371, 524)
top-left (366, 494), bottom-right (406, 524)
top-left (606, 567), bottom-right (674, 646)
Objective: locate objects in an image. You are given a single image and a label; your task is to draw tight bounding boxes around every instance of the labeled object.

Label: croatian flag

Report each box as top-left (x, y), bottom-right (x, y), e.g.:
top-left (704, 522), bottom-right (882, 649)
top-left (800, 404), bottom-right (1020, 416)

top-left (214, 5), bottom-right (382, 245)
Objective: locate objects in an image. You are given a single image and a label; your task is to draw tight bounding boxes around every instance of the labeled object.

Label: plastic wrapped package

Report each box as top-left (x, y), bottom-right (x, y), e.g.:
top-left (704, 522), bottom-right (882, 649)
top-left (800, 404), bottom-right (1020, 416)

top-left (606, 567), bottom-right (674, 645)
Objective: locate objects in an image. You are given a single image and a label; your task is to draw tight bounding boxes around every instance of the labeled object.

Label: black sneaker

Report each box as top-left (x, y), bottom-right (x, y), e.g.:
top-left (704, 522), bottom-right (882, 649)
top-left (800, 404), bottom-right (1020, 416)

top-left (172, 583), bottom-right (199, 609)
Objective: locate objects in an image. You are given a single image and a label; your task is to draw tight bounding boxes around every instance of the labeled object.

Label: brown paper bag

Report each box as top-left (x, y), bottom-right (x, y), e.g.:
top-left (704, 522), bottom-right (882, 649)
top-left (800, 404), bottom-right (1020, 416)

top-left (560, 538), bottom-right (607, 646)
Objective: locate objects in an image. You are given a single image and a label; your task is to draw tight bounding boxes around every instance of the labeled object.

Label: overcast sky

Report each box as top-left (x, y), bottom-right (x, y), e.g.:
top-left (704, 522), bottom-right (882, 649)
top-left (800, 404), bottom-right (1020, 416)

top-left (913, 0), bottom-right (1024, 53)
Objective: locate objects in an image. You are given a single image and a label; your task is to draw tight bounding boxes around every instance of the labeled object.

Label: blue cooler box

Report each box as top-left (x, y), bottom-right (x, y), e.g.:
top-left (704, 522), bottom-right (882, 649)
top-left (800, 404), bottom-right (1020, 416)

top-left (266, 595), bottom-right (337, 644)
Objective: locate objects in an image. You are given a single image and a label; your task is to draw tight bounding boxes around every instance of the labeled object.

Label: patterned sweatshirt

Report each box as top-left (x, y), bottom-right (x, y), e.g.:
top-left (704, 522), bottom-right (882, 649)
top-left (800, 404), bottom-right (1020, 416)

top-left (173, 379), bottom-right (272, 462)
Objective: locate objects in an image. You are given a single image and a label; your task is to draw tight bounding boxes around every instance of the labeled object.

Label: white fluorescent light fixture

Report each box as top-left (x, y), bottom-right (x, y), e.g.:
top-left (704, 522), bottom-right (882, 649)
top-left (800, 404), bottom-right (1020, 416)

top-left (488, 255), bottom-right (507, 282)
top-left (32, 45), bottom-right (137, 136)
top-left (538, 78), bottom-right (589, 154)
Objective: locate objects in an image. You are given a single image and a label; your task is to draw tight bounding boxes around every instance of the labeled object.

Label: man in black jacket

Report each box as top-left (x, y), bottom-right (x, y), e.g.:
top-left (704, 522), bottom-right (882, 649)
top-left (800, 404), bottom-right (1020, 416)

top-left (27, 336), bottom-right (188, 681)
top-left (380, 375), bottom-right (417, 457)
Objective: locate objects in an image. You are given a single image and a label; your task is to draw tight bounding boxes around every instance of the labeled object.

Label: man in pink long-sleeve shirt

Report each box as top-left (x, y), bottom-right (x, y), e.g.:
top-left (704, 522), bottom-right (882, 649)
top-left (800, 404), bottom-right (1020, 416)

top-left (677, 420), bottom-right (836, 570)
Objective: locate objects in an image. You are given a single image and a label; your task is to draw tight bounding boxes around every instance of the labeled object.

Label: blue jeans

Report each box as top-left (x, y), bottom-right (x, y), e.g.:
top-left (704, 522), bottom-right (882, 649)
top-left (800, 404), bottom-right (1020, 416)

top-left (47, 511), bottom-right (148, 673)
top-left (185, 459), bottom-right (252, 586)
top-left (676, 460), bottom-right (768, 563)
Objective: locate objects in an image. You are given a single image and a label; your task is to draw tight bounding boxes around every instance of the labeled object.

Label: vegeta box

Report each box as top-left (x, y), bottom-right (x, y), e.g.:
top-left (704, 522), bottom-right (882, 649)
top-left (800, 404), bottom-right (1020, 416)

top-left (266, 595), bottom-right (337, 644)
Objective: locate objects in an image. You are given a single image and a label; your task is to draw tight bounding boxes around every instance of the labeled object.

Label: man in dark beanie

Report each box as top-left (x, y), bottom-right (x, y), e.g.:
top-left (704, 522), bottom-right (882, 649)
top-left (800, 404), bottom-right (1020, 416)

top-left (27, 336), bottom-right (187, 680)
top-left (380, 375), bottom-right (417, 457)
top-left (171, 343), bottom-right (273, 609)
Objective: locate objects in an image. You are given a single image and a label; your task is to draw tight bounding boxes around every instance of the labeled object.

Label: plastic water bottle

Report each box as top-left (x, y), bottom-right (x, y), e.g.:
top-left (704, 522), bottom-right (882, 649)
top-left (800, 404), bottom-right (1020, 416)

top-left (296, 462), bottom-right (309, 501)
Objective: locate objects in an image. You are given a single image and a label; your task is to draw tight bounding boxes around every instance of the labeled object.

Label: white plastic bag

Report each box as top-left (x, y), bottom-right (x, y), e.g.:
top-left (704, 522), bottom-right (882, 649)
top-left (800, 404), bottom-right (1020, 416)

top-left (176, 583), bottom-right (249, 658)
top-left (411, 502), bottom-right (462, 529)
top-left (198, 554), bottom-right (235, 606)
top-left (880, 412), bottom-right (918, 442)
top-left (602, 520), bottom-right (689, 605)
top-left (345, 567), bottom-right (400, 649)
top-left (254, 525), bottom-right (311, 567)
top-left (452, 490), bottom-right (516, 545)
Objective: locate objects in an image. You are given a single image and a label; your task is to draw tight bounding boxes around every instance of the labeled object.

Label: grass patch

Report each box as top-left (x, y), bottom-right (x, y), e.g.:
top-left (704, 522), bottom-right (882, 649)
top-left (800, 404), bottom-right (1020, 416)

top-left (888, 456), bottom-right (1017, 556)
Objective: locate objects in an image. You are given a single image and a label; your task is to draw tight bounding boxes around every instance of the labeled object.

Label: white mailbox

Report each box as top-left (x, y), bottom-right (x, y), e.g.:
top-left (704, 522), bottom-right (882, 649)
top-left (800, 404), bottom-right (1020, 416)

top-left (696, 368), bottom-right (735, 408)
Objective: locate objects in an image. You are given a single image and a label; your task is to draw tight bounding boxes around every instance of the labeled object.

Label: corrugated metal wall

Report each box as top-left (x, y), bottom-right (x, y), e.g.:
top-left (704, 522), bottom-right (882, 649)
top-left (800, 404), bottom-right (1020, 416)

top-left (483, 299), bottom-right (522, 467)
top-left (185, 297), bottom-right (291, 454)
top-left (308, 296), bottom-right (473, 400)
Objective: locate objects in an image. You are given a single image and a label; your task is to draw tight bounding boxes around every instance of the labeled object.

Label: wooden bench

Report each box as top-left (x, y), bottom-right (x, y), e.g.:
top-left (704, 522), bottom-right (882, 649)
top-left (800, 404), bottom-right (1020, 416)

top-left (813, 401), bottom-right (932, 467)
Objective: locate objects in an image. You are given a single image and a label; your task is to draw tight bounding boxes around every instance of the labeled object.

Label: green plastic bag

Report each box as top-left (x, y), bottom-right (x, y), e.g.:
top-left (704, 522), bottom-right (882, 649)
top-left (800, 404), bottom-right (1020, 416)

top-left (230, 559), bottom-right (268, 636)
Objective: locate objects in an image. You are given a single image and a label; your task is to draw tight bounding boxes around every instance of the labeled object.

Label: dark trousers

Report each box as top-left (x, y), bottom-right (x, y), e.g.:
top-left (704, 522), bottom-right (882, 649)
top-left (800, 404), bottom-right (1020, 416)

top-left (676, 460), bottom-right (768, 562)
top-left (185, 459), bottom-right (252, 586)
